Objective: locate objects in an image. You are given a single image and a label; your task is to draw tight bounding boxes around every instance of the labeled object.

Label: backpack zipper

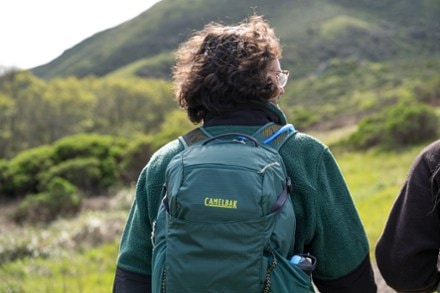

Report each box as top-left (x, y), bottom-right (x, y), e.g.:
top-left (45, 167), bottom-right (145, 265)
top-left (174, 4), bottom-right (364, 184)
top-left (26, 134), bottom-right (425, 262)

top-left (161, 267), bottom-right (166, 293)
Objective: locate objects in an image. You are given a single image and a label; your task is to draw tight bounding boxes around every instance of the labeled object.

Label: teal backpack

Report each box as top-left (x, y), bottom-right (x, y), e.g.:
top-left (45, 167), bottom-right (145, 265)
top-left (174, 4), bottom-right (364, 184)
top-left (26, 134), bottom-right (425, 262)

top-left (152, 123), bottom-right (316, 293)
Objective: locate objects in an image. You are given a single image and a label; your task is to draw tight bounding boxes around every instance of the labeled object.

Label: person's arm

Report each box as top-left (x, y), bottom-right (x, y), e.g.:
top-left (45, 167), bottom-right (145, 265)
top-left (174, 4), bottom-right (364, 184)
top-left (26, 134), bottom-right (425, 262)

top-left (313, 255), bottom-right (376, 293)
top-left (375, 147), bottom-right (440, 292)
top-left (113, 267), bottom-right (151, 293)
top-left (309, 148), bottom-right (377, 292)
top-left (112, 167), bottom-right (154, 292)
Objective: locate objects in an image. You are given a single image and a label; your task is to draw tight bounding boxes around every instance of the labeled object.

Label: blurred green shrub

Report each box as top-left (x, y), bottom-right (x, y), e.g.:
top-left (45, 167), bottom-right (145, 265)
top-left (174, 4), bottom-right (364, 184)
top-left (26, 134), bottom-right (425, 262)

top-left (1, 134), bottom-right (130, 199)
top-left (39, 158), bottom-right (103, 195)
top-left (53, 133), bottom-right (126, 162)
top-left (6, 146), bottom-right (55, 197)
top-left (120, 135), bottom-right (154, 183)
top-left (52, 134), bottom-right (127, 193)
top-left (384, 101), bottom-right (438, 147)
top-left (13, 177), bottom-right (82, 224)
top-left (348, 100), bottom-right (439, 149)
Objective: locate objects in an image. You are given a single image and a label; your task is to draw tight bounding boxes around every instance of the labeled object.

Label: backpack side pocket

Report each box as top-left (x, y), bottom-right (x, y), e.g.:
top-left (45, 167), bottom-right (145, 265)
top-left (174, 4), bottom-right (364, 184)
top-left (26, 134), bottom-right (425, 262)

top-left (266, 249), bottom-right (315, 293)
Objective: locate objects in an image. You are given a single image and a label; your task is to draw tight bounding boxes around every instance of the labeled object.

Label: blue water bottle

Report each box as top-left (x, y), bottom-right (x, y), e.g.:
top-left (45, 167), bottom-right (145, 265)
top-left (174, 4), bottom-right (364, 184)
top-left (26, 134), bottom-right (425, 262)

top-left (289, 253), bottom-right (317, 275)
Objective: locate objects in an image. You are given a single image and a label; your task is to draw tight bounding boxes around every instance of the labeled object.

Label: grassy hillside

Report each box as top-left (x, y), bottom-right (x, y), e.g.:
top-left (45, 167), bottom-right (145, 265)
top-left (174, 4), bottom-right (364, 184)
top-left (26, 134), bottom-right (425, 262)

top-left (282, 57), bottom-right (440, 130)
top-left (32, 0), bottom-right (439, 80)
top-left (31, 0), bottom-right (274, 78)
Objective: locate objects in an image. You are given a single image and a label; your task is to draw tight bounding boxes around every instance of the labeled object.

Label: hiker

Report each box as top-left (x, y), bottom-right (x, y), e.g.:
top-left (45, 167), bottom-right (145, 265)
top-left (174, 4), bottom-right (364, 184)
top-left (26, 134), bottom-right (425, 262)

top-left (113, 15), bottom-right (377, 292)
top-left (376, 140), bottom-right (440, 292)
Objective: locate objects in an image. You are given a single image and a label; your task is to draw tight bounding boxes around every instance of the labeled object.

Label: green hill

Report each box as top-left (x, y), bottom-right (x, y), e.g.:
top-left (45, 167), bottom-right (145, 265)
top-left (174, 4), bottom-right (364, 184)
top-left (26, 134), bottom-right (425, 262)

top-left (31, 0), bottom-right (440, 80)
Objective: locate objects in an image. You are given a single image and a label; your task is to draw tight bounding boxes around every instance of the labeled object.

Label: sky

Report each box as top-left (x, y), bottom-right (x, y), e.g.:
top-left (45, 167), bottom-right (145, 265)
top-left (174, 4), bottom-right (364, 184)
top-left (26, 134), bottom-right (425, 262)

top-left (0, 0), bottom-right (162, 70)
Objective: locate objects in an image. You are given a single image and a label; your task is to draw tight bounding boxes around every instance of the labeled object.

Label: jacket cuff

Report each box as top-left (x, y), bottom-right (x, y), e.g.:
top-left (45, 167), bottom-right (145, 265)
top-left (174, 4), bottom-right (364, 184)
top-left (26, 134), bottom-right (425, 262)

top-left (113, 266), bottom-right (152, 293)
top-left (313, 255), bottom-right (377, 293)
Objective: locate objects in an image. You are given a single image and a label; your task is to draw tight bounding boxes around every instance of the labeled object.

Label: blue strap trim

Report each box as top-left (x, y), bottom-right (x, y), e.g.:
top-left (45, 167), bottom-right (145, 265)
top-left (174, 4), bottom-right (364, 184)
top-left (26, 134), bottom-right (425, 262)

top-left (263, 124), bottom-right (296, 144)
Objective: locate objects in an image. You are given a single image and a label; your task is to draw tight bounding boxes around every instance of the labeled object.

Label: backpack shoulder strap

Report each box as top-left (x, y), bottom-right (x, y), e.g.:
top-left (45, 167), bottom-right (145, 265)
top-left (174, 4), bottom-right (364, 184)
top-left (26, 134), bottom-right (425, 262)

top-left (252, 122), bottom-right (297, 151)
top-left (180, 123), bottom-right (297, 150)
top-left (179, 128), bottom-right (212, 148)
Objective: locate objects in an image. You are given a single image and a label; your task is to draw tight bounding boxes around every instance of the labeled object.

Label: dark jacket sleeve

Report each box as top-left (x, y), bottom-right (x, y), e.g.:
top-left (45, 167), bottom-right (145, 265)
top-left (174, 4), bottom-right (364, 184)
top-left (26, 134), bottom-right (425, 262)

top-left (113, 266), bottom-right (152, 293)
top-left (375, 141), bottom-right (440, 292)
top-left (313, 255), bottom-right (377, 293)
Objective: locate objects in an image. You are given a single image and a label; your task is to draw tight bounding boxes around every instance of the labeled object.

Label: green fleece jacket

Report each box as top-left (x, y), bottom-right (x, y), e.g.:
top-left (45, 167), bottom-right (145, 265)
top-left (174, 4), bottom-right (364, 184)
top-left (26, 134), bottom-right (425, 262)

top-left (115, 104), bottom-right (372, 288)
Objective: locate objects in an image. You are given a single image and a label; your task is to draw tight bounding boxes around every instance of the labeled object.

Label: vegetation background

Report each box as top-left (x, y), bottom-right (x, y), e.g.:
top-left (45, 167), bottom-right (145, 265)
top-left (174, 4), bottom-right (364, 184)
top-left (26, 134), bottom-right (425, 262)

top-left (0, 0), bottom-right (439, 291)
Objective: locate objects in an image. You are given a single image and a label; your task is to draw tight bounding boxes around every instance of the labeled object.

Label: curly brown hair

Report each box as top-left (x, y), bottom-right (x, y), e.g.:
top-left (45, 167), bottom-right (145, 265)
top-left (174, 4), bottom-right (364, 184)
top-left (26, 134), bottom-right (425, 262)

top-left (172, 15), bottom-right (283, 124)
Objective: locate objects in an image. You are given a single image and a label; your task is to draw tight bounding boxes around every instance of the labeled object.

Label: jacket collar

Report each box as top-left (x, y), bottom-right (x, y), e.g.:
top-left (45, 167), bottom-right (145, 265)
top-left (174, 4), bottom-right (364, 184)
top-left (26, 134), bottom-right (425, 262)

top-left (203, 101), bottom-right (287, 127)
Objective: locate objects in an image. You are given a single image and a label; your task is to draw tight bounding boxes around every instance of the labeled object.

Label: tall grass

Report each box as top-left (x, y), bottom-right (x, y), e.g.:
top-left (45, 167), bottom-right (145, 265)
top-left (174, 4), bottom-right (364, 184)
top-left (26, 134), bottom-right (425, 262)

top-left (0, 189), bottom-right (133, 293)
top-left (0, 243), bottom-right (118, 293)
top-left (312, 128), bottom-right (427, 256)
top-left (335, 145), bottom-right (425, 256)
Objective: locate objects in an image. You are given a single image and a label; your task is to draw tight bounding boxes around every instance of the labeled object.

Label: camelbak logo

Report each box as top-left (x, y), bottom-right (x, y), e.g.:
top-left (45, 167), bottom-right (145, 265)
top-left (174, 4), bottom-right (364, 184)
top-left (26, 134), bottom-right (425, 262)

top-left (204, 197), bottom-right (238, 209)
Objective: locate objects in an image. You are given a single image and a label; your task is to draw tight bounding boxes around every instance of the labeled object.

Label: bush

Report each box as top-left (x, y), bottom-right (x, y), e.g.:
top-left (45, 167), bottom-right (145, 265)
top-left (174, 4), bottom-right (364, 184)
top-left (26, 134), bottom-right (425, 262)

top-left (384, 101), bottom-right (438, 147)
top-left (348, 114), bottom-right (384, 149)
top-left (349, 100), bottom-right (438, 149)
top-left (50, 134), bottom-right (127, 193)
top-left (2, 134), bottom-right (128, 200)
top-left (39, 158), bottom-right (103, 194)
top-left (120, 135), bottom-right (154, 183)
top-left (7, 146), bottom-right (55, 196)
top-left (53, 134), bottom-right (126, 163)
top-left (13, 177), bottom-right (82, 224)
